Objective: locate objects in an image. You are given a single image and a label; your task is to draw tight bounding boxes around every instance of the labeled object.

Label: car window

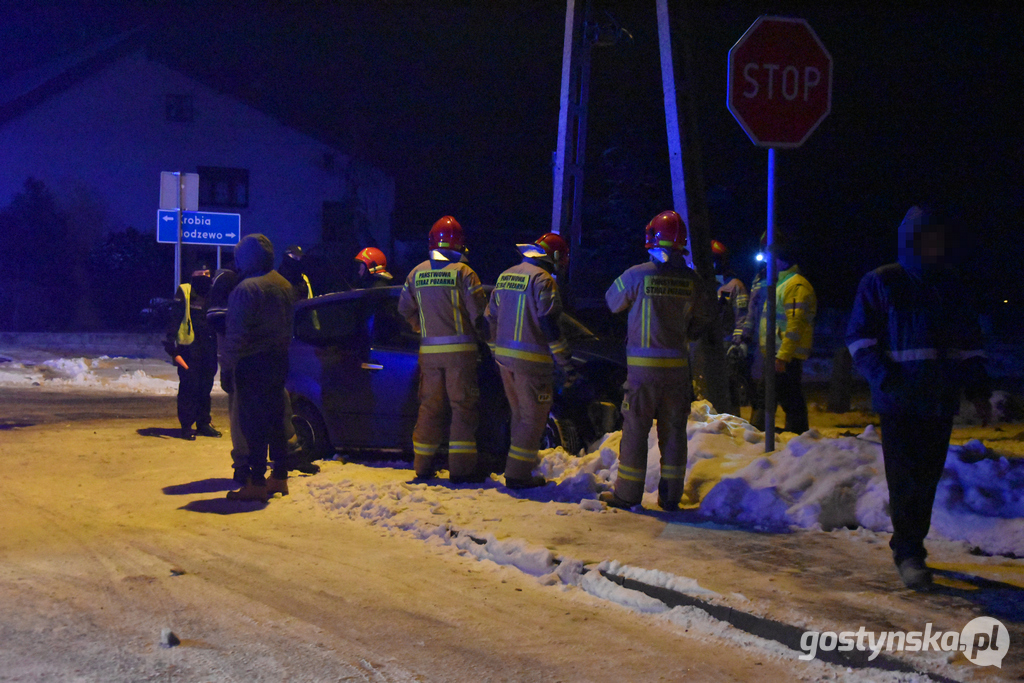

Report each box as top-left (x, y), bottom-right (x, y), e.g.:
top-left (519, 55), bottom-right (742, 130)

top-left (371, 296), bottom-right (419, 351)
top-left (294, 298), bottom-right (370, 347)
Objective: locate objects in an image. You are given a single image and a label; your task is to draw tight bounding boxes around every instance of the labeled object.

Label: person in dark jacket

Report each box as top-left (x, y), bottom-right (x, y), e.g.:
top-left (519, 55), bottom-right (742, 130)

top-left (163, 266), bottom-right (220, 440)
top-left (222, 235), bottom-right (295, 502)
top-left (846, 205), bottom-right (991, 589)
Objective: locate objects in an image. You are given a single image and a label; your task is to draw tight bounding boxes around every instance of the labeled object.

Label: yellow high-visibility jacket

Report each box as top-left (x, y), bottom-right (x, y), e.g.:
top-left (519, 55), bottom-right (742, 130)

top-left (759, 265), bottom-right (816, 362)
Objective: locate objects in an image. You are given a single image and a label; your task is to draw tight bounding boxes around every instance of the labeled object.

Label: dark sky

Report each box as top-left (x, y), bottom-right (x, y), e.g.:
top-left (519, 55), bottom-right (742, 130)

top-left (2, 1), bottom-right (1021, 315)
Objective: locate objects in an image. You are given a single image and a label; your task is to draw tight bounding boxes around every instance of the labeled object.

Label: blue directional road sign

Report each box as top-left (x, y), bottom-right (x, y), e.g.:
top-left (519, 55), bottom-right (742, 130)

top-left (157, 210), bottom-right (241, 246)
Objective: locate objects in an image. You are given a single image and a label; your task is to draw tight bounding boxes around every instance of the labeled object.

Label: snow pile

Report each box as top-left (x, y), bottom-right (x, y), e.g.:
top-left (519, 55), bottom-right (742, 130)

top-left (576, 400), bottom-right (1024, 556)
top-left (0, 353), bottom-right (185, 395)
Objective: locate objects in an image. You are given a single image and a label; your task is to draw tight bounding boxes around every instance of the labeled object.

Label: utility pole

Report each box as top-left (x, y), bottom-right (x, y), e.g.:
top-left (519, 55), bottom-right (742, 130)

top-left (656, 0), bottom-right (733, 415)
top-left (551, 0), bottom-right (592, 302)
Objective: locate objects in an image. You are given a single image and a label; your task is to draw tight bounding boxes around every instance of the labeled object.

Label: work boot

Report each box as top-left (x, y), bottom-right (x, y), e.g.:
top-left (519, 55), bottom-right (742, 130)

top-left (180, 425), bottom-right (195, 441)
top-left (195, 423), bottom-right (222, 438)
top-left (411, 469), bottom-right (436, 483)
top-left (599, 491), bottom-right (638, 510)
top-left (266, 476), bottom-right (289, 497)
top-left (504, 475), bottom-right (547, 490)
top-left (226, 480), bottom-right (268, 502)
top-left (896, 557), bottom-right (933, 590)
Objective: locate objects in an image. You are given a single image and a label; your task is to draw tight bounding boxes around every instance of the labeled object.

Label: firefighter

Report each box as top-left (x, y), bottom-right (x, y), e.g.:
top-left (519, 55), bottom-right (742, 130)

top-left (755, 232), bottom-right (817, 434)
top-left (601, 211), bottom-right (712, 511)
top-left (713, 239), bottom-right (751, 411)
top-left (398, 216), bottom-right (488, 483)
top-left (486, 232), bottom-right (574, 490)
top-left (163, 265), bottom-right (221, 440)
top-left (353, 247), bottom-right (394, 288)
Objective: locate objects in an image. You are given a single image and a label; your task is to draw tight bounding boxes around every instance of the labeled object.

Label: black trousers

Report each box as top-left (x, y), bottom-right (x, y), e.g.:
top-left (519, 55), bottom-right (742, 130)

top-left (235, 350), bottom-right (289, 484)
top-left (176, 342), bottom-right (217, 430)
top-left (879, 413), bottom-right (953, 563)
top-left (752, 358), bottom-right (807, 434)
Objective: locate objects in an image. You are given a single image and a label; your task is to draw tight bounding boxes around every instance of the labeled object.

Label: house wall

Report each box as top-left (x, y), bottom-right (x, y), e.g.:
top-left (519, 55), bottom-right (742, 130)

top-left (0, 50), bottom-right (387, 269)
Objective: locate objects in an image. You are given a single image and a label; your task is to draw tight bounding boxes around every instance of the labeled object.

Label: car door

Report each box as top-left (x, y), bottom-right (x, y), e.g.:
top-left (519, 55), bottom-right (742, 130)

top-left (365, 293), bottom-right (421, 449)
top-left (289, 294), bottom-right (376, 448)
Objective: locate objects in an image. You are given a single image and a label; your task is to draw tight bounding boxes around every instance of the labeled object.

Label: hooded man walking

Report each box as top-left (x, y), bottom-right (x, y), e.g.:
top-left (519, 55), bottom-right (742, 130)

top-left (846, 205), bottom-right (991, 589)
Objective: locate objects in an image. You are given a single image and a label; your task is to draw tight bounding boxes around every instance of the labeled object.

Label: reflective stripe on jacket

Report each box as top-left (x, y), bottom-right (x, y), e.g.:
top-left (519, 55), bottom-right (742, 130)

top-left (605, 260), bottom-right (710, 370)
top-left (758, 265), bottom-right (816, 362)
top-left (485, 260), bottom-right (570, 375)
top-left (398, 259), bottom-right (486, 364)
top-left (845, 262), bottom-right (988, 416)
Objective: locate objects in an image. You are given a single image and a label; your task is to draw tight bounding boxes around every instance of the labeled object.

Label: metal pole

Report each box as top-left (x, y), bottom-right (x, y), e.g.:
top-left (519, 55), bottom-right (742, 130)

top-left (764, 148), bottom-right (777, 452)
top-left (175, 172), bottom-right (184, 289)
top-left (216, 246), bottom-right (222, 270)
top-left (550, 0), bottom-right (581, 237)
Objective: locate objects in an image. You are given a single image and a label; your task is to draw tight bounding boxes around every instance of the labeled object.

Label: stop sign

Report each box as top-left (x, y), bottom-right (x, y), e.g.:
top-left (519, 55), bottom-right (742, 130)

top-left (727, 16), bottom-right (833, 148)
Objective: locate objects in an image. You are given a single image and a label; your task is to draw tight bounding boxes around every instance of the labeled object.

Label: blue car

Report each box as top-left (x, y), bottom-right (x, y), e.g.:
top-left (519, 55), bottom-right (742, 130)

top-left (286, 286), bottom-right (625, 471)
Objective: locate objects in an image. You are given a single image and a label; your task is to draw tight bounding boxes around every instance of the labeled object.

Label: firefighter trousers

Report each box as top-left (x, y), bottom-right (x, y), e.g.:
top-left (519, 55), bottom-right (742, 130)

top-left (615, 373), bottom-right (691, 507)
top-left (499, 366), bottom-right (553, 480)
top-left (412, 362), bottom-right (480, 478)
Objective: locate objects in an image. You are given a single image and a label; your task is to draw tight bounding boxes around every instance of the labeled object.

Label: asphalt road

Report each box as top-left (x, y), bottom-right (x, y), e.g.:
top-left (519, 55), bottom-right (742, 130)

top-left (0, 388), bottom-right (229, 429)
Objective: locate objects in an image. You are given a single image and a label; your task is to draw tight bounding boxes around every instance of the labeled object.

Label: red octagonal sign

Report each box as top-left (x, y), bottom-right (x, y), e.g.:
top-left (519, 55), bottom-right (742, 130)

top-left (728, 16), bottom-right (833, 148)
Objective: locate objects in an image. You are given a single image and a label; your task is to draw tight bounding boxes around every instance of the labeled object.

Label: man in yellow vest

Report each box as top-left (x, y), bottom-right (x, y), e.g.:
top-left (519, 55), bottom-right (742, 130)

top-left (756, 234), bottom-right (816, 434)
top-left (163, 266), bottom-right (220, 440)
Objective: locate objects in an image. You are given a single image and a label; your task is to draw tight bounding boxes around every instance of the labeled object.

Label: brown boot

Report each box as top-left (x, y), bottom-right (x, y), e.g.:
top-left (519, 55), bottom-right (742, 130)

top-left (266, 476), bottom-right (289, 497)
top-left (226, 481), bottom-right (268, 502)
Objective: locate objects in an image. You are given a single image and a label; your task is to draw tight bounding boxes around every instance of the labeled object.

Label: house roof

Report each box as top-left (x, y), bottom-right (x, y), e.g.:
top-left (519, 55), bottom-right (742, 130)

top-left (0, 26), bottom-right (348, 156)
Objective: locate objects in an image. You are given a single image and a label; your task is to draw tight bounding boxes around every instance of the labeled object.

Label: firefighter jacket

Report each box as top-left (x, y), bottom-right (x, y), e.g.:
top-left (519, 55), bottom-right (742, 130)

top-left (606, 260), bottom-right (711, 372)
top-left (398, 259), bottom-right (487, 367)
top-left (758, 265), bottom-right (816, 362)
top-left (717, 273), bottom-right (749, 342)
top-left (485, 259), bottom-right (571, 376)
top-left (845, 206), bottom-right (989, 417)
top-left (736, 268), bottom-right (766, 346)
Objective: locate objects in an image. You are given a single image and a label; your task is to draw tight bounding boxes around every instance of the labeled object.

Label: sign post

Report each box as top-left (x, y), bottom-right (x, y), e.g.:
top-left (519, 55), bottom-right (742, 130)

top-left (160, 172), bottom-right (199, 289)
top-left (727, 16), bottom-right (832, 451)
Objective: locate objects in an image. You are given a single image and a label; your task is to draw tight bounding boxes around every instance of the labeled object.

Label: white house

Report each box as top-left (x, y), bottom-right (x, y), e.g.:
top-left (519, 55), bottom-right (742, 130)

top-left (0, 31), bottom-right (393, 272)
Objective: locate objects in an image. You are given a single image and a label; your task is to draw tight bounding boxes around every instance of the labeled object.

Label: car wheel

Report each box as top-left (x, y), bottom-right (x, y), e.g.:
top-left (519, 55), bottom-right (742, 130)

top-left (541, 414), bottom-right (581, 455)
top-left (291, 400), bottom-right (333, 462)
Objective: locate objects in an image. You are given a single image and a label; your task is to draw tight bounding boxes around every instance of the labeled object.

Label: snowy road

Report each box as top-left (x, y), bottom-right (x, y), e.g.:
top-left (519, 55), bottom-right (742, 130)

top-left (1, 345), bottom-right (1023, 680)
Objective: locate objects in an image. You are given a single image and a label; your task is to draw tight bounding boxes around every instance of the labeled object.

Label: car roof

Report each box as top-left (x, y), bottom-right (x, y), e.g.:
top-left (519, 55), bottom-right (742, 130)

top-left (293, 285), bottom-right (402, 311)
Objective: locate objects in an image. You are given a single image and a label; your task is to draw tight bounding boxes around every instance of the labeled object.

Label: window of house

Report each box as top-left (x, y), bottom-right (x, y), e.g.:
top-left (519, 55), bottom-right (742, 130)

top-left (197, 167), bottom-right (249, 208)
top-left (165, 94), bottom-right (193, 123)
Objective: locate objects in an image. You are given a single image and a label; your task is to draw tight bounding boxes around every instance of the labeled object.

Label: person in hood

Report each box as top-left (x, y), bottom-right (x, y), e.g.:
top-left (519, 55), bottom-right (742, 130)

top-left (163, 265), bottom-right (220, 440)
top-left (846, 205), bottom-right (991, 590)
top-left (600, 211), bottom-right (713, 511)
top-left (398, 216), bottom-right (488, 483)
top-left (278, 244), bottom-right (314, 302)
top-left (221, 234), bottom-right (295, 502)
top-left (486, 232), bottom-right (574, 490)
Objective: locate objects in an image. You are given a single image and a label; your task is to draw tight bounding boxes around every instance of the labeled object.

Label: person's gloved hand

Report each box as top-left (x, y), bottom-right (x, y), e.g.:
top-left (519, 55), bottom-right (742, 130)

top-left (727, 342), bottom-right (748, 360)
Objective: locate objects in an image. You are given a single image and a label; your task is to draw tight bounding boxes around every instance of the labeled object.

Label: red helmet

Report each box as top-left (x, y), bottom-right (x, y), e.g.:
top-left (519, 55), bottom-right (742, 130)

top-left (645, 210), bottom-right (688, 253)
top-left (711, 239), bottom-right (728, 257)
top-left (354, 247), bottom-right (388, 275)
top-left (429, 216), bottom-right (464, 252)
top-left (533, 232), bottom-right (570, 271)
